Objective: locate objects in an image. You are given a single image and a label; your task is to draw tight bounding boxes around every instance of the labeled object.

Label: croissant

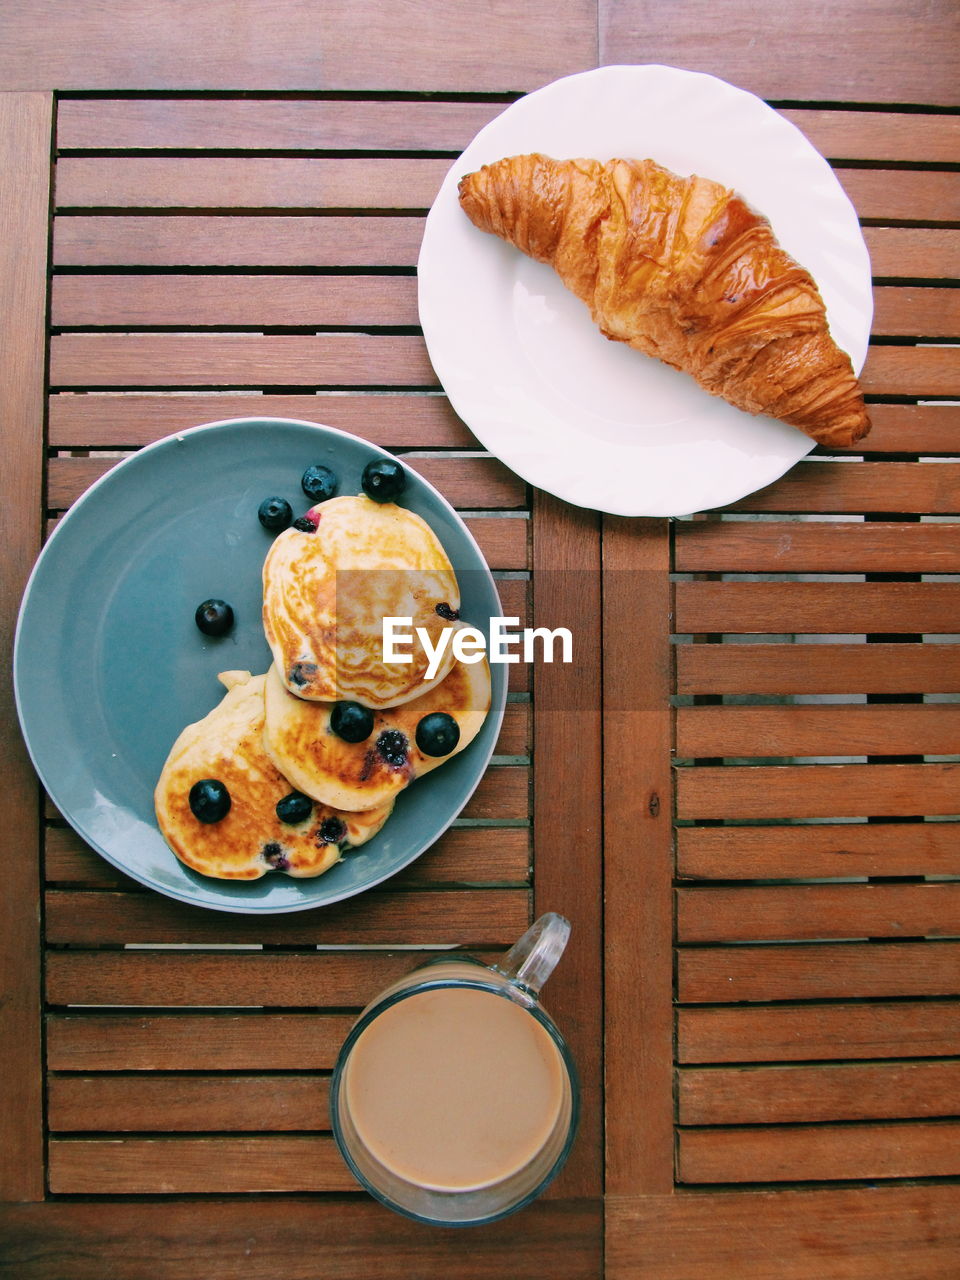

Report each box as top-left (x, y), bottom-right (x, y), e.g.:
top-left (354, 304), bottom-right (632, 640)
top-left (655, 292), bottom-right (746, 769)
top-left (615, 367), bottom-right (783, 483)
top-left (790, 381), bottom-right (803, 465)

top-left (458, 154), bottom-right (870, 448)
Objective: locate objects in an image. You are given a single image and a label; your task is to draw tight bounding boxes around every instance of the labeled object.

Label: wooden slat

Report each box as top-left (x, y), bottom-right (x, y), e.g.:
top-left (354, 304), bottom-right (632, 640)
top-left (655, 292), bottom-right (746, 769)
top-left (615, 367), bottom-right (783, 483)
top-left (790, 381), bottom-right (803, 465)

top-left (675, 520), bottom-right (960, 573)
top-left (676, 642), bottom-right (960, 695)
top-left (861, 345), bottom-right (958, 397)
top-left (48, 1011), bottom-right (352, 1071)
top-left (676, 703), bottom-right (960, 757)
top-left (780, 109), bottom-right (960, 164)
top-left (0, 1198), bottom-right (602, 1280)
top-left (56, 155), bottom-right (451, 209)
top-left (872, 287), bottom-right (960, 338)
top-left (838, 404), bottom-right (960, 454)
top-left (677, 1000), bottom-right (960, 1063)
top-left (678, 1060), bottom-right (960, 1125)
top-left (602, 521), bottom-right (675, 1195)
top-left (54, 214), bottom-right (426, 266)
top-left (0, 91), bottom-right (52, 1204)
top-left (675, 582), bottom-right (960, 634)
top-left (727, 463), bottom-right (960, 514)
top-left (677, 882), bottom-right (960, 943)
top-left (49, 332), bottom-right (437, 387)
top-left (600, 0), bottom-right (960, 106)
top-left (609, 1185), bottom-right (960, 1280)
top-left (46, 950), bottom-right (435, 1008)
top-left (678, 1120), bottom-right (960, 1184)
top-left (48, 1073), bottom-right (332, 1132)
top-left (56, 97), bottom-right (503, 151)
top-left (2, 0), bottom-right (597, 92)
top-left (48, 1135), bottom-right (354, 1193)
top-left (46, 452), bottom-right (527, 510)
top-left (51, 273), bottom-right (421, 328)
top-left (864, 227), bottom-right (960, 279)
top-left (677, 940), bottom-right (960, 1002)
top-left (47, 391), bottom-right (475, 450)
top-left (837, 168), bottom-right (960, 223)
top-left (46, 820), bottom-right (531, 890)
top-left (54, 156), bottom-right (960, 223)
top-left (676, 822), bottom-right (960, 880)
top-left (44, 887), bottom-right (531, 947)
top-left (531, 492), bottom-right (603, 1199)
top-left (677, 762), bottom-right (960, 819)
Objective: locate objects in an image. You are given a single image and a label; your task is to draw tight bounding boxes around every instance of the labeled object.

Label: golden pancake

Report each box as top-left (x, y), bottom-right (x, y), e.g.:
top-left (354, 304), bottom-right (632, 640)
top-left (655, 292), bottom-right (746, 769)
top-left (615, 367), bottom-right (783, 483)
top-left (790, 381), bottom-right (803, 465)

top-left (262, 652), bottom-right (491, 812)
top-left (261, 494), bottom-right (461, 708)
top-left (155, 670), bottom-right (393, 880)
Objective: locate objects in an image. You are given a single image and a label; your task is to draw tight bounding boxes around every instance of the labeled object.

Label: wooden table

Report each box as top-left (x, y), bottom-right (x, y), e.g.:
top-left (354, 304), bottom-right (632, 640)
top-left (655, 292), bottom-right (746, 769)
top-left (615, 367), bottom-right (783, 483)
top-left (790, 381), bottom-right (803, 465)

top-left (1, 3), bottom-right (958, 1276)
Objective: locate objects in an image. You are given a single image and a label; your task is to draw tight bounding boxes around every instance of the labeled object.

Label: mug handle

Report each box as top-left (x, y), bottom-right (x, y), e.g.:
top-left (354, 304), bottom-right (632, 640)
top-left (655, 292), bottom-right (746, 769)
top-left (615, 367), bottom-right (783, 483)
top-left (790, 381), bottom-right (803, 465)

top-left (492, 912), bottom-right (571, 998)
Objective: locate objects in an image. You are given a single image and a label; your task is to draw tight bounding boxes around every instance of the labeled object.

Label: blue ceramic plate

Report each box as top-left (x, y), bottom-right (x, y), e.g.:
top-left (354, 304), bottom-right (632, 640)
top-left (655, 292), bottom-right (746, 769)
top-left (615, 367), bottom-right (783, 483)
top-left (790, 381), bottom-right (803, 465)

top-left (14, 418), bottom-right (507, 913)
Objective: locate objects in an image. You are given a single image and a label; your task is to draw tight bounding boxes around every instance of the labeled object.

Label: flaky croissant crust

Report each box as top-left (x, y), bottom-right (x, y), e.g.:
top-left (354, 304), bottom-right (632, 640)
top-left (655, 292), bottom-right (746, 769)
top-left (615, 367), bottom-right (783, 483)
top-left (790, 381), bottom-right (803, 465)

top-left (458, 154), bottom-right (870, 449)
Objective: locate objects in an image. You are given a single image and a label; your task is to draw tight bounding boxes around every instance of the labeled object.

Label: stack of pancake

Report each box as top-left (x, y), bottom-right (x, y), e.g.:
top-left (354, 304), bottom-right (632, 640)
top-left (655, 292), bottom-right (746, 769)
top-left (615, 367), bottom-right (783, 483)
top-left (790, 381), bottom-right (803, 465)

top-left (155, 493), bottom-right (492, 881)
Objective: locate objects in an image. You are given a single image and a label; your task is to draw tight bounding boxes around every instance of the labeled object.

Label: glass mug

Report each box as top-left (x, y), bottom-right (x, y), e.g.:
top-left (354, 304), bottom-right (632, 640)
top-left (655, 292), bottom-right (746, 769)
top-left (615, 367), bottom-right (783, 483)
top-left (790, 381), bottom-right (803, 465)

top-left (330, 912), bottom-right (579, 1227)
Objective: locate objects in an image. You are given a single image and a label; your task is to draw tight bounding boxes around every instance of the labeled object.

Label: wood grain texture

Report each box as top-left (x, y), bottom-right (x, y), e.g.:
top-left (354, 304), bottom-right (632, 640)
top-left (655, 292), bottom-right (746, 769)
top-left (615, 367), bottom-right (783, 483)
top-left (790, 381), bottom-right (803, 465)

top-left (55, 155), bottom-right (452, 209)
top-left (607, 1186), bottom-right (960, 1280)
top-left (780, 109), bottom-right (960, 164)
top-left (47, 392), bottom-right (476, 450)
top-left (48, 1012), bottom-right (353, 1071)
top-left (675, 520), bottom-right (960, 573)
top-left (56, 96), bottom-right (504, 151)
top-left (49, 332), bottom-right (438, 387)
top-left (48, 1073), bottom-right (332, 1132)
top-left (0, 1198), bottom-right (602, 1280)
top-left (675, 582), bottom-right (960, 634)
top-left (46, 950), bottom-right (438, 1009)
top-left (600, 0), bottom-right (960, 105)
top-left (602, 519), bottom-right (675, 1195)
top-left (727, 463), bottom-right (960, 515)
top-left (840, 405), bottom-right (960, 454)
top-left (676, 822), bottom-right (960, 880)
top-left (44, 887), bottom-right (531, 947)
top-left (53, 213), bottom-right (427, 266)
top-left (678, 1000), bottom-right (960, 1064)
top-left (46, 821), bottom-right (532, 890)
top-left (1, 0), bottom-right (598, 91)
top-left (864, 227), bottom-right (960, 279)
top-left (51, 273), bottom-right (422, 329)
top-left (872, 287), bottom-right (960, 338)
top-left (676, 642), bottom-right (960, 695)
top-left (676, 703), bottom-right (960, 758)
top-left (678, 1060), bottom-right (960, 1124)
top-left (678, 1120), bottom-right (960, 1183)
top-left (53, 155), bottom-right (960, 222)
top-left (677, 762), bottom-right (960, 819)
top-left (861, 345), bottom-right (958, 397)
top-left (0, 91), bottom-right (52, 1203)
top-left (677, 882), bottom-right (960, 943)
top-left (47, 453), bottom-right (527, 511)
top-left (530, 492), bottom-right (603, 1199)
top-left (678, 940), bottom-right (960, 1002)
top-left (48, 1135), bottom-right (356, 1193)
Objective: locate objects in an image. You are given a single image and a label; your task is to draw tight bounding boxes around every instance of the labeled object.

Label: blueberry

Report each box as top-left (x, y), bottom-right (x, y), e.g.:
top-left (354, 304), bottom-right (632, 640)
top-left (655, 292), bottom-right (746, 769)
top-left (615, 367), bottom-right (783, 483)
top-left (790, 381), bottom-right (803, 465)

top-left (435, 601), bottom-right (460, 621)
top-left (415, 712), bottom-right (460, 757)
top-left (276, 791), bottom-right (313, 825)
top-left (258, 496), bottom-right (293, 531)
top-left (375, 728), bottom-right (408, 768)
top-left (361, 458), bottom-right (406, 503)
top-left (301, 464), bottom-right (339, 503)
top-left (262, 842), bottom-right (290, 871)
top-left (195, 598), bottom-right (234, 637)
top-left (330, 701), bottom-right (374, 743)
top-left (318, 816), bottom-right (347, 845)
top-left (292, 514), bottom-right (318, 532)
top-left (189, 778), bottom-right (231, 823)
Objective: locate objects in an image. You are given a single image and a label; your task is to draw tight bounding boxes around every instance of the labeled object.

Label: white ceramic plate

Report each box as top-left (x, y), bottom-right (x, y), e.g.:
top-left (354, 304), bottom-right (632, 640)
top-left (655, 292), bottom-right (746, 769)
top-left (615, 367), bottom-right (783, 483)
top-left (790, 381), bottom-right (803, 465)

top-left (418, 64), bottom-right (873, 517)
